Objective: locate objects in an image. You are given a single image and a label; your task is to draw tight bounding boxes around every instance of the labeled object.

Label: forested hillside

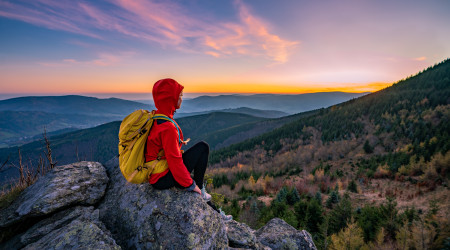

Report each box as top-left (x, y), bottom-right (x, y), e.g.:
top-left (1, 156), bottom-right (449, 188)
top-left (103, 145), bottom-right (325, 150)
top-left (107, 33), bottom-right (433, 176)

top-left (207, 59), bottom-right (450, 249)
top-left (211, 60), bottom-right (449, 164)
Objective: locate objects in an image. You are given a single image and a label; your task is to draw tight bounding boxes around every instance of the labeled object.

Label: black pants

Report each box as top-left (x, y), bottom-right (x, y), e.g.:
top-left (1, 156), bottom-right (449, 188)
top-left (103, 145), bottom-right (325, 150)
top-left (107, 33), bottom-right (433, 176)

top-left (152, 141), bottom-right (221, 214)
top-left (152, 141), bottom-right (209, 190)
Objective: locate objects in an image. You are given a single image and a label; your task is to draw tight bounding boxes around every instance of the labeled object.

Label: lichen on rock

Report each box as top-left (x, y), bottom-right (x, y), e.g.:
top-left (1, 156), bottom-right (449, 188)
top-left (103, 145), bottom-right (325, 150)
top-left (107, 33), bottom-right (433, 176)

top-left (255, 218), bottom-right (317, 250)
top-left (98, 157), bottom-right (229, 249)
top-left (0, 161), bottom-right (108, 230)
top-left (21, 206), bottom-right (120, 250)
top-left (225, 219), bottom-right (261, 249)
top-left (0, 161), bottom-right (109, 245)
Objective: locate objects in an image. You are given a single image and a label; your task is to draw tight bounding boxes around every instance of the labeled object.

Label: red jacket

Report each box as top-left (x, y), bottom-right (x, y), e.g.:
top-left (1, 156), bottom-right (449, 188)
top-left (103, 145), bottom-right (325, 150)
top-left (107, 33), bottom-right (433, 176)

top-left (145, 79), bottom-right (194, 188)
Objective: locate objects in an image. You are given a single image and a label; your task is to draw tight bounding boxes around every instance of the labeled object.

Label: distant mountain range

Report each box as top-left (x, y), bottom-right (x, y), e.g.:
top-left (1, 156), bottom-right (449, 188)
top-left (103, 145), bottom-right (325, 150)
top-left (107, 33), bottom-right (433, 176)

top-left (0, 95), bottom-right (153, 116)
top-left (0, 92), bottom-right (365, 148)
top-left (178, 92), bottom-right (369, 114)
top-left (175, 107), bottom-right (289, 118)
top-left (0, 96), bottom-right (153, 148)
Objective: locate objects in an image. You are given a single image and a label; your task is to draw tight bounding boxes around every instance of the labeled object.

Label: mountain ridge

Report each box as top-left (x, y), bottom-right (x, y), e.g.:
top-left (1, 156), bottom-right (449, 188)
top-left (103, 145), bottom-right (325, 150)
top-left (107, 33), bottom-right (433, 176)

top-left (180, 92), bottom-right (370, 114)
top-left (0, 95), bottom-right (152, 116)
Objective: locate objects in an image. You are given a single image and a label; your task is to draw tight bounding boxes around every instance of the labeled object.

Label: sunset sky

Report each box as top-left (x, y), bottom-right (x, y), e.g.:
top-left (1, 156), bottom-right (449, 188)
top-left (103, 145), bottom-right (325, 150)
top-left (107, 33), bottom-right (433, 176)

top-left (1, 0), bottom-right (449, 99)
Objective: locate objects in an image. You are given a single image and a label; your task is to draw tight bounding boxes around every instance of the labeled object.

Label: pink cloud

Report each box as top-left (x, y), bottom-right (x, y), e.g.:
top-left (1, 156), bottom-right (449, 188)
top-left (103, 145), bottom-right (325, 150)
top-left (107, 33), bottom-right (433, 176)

top-left (1, 0), bottom-right (298, 63)
top-left (413, 56), bottom-right (427, 61)
top-left (203, 1), bottom-right (299, 63)
top-left (205, 51), bottom-right (221, 58)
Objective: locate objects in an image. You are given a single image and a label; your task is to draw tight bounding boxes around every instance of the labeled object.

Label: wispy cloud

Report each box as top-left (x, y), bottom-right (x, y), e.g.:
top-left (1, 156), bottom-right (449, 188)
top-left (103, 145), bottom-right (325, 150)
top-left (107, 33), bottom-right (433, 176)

top-left (413, 56), bottom-right (427, 61)
top-left (0, 0), bottom-right (298, 63)
top-left (0, 1), bottom-right (102, 39)
top-left (38, 51), bottom-right (135, 67)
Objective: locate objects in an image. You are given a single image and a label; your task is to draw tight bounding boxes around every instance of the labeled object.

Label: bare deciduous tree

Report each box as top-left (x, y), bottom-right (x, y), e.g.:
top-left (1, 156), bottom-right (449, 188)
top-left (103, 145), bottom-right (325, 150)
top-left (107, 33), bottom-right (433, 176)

top-left (43, 128), bottom-right (57, 169)
top-left (0, 155), bottom-right (9, 172)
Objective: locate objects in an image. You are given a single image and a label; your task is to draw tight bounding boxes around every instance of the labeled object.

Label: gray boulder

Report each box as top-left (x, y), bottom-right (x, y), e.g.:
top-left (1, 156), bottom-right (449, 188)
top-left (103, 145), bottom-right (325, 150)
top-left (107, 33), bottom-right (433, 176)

top-left (98, 157), bottom-right (228, 249)
top-left (2, 206), bottom-right (120, 249)
top-left (255, 218), bottom-right (317, 250)
top-left (0, 161), bottom-right (108, 239)
top-left (225, 219), bottom-right (265, 249)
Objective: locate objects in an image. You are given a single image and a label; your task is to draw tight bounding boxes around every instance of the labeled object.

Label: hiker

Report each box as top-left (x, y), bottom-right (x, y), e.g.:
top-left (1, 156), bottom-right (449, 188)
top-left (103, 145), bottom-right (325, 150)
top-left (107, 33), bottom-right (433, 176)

top-left (144, 78), bottom-right (232, 220)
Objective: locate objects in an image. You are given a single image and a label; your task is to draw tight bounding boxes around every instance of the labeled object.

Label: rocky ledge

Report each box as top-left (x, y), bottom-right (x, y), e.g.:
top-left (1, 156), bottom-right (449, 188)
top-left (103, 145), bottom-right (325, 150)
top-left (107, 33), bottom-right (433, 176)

top-left (0, 159), bottom-right (317, 249)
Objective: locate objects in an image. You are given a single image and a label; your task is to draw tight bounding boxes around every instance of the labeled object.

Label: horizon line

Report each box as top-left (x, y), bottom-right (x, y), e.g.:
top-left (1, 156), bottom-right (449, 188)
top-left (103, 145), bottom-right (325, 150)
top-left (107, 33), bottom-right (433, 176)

top-left (0, 91), bottom-right (373, 101)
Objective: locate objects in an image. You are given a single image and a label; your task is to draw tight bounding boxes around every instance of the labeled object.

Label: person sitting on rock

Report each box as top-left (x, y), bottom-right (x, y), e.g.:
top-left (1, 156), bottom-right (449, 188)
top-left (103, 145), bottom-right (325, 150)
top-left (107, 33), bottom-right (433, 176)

top-left (145, 78), bottom-right (232, 220)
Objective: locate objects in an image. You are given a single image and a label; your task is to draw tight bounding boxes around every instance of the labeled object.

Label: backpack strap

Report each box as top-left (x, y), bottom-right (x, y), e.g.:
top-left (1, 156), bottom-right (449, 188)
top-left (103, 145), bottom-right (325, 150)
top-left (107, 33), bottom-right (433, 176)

top-left (152, 115), bottom-right (182, 144)
top-left (127, 150), bottom-right (166, 182)
top-left (143, 150), bottom-right (166, 179)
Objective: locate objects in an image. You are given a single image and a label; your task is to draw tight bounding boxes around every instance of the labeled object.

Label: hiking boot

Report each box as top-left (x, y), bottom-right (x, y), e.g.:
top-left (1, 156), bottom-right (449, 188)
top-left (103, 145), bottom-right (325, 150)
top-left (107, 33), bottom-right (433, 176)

top-left (201, 186), bottom-right (212, 201)
top-left (219, 208), bottom-right (233, 221)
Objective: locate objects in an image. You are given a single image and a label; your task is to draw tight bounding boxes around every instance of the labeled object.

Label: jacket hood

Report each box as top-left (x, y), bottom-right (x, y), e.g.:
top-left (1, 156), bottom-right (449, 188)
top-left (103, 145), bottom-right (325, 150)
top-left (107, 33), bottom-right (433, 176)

top-left (152, 78), bottom-right (184, 118)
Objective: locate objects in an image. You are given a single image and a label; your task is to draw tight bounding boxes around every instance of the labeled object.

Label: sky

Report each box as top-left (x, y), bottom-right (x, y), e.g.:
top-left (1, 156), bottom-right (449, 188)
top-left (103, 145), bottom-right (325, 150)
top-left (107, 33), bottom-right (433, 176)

top-left (1, 0), bottom-right (449, 99)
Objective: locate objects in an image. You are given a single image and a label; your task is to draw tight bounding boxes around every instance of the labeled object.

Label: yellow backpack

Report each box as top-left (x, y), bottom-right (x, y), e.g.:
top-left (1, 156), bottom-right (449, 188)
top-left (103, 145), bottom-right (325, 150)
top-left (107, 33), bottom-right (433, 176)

top-left (118, 109), bottom-right (177, 184)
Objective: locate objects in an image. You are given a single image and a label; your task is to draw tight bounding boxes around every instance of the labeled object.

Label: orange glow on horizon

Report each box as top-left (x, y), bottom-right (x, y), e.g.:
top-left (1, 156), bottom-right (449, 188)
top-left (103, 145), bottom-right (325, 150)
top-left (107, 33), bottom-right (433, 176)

top-left (182, 81), bottom-right (392, 94)
top-left (0, 81), bottom-right (392, 95)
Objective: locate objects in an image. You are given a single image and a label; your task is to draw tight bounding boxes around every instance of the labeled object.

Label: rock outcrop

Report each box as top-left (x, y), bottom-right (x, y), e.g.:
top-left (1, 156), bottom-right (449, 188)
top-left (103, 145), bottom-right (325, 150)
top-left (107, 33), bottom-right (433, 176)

top-left (255, 218), bottom-right (316, 249)
top-left (0, 159), bottom-right (317, 249)
top-left (0, 161), bottom-right (113, 248)
top-left (225, 219), bottom-right (266, 249)
top-left (4, 206), bottom-right (119, 249)
top-left (98, 157), bottom-right (228, 249)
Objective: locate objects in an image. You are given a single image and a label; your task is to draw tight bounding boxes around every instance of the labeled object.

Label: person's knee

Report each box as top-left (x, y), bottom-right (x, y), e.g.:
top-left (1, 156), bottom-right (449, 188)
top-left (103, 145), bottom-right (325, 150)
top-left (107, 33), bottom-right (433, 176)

top-left (198, 141), bottom-right (210, 153)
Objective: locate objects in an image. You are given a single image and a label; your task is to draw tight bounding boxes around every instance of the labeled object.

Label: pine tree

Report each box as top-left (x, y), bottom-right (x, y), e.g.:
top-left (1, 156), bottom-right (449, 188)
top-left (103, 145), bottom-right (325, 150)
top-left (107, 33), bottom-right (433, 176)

top-left (358, 205), bottom-right (383, 242)
top-left (364, 140), bottom-right (374, 154)
top-left (347, 179), bottom-right (358, 193)
top-left (227, 199), bottom-right (241, 220)
top-left (286, 187), bottom-right (301, 205)
top-left (326, 190), bottom-right (340, 208)
top-left (328, 193), bottom-right (352, 235)
top-left (315, 191), bottom-right (322, 203)
top-left (294, 200), bottom-right (308, 229)
top-left (306, 199), bottom-right (324, 234)
top-left (276, 186), bottom-right (288, 203)
top-left (379, 196), bottom-right (400, 240)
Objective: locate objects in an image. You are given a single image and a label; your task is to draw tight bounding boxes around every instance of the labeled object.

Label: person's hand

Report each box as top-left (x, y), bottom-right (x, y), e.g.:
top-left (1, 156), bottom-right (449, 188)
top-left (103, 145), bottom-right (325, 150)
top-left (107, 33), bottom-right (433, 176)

top-left (193, 185), bottom-right (201, 195)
